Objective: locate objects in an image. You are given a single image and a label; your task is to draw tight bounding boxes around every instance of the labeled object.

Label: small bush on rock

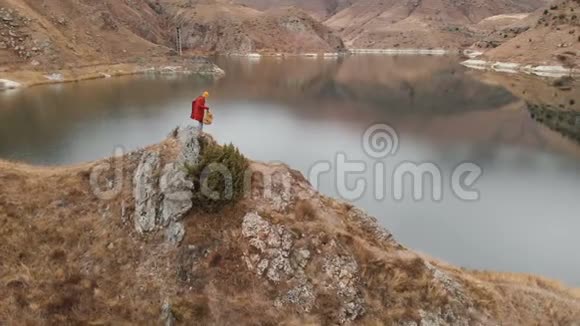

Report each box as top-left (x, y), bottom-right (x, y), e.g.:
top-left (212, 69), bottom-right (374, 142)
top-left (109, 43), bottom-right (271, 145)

top-left (187, 137), bottom-right (249, 212)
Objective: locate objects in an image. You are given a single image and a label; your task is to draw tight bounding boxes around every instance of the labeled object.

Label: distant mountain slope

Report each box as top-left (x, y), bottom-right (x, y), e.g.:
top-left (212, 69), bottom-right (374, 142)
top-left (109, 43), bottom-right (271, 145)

top-left (0, 0), bottom-right (171, 70)
top-left (230, 0), bottom-right (356, 19)
top-left (325, 0), bottom-right (549, 49)
top-left (480, 0), bottom-right (580, 67)
top-left (162, 1), bottom-right (345, 54)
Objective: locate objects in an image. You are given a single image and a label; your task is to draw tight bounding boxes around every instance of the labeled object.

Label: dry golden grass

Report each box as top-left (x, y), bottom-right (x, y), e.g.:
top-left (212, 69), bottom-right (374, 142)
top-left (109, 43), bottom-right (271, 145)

top-left (294, 199), bottom-right (318, 221)
top-left (2, 136), bottom-right (580, 325)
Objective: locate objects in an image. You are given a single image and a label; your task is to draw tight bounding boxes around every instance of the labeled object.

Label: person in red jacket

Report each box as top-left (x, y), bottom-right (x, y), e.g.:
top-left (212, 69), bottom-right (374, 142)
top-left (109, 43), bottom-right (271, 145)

top-left (191, 91), bottom-right (210, 131)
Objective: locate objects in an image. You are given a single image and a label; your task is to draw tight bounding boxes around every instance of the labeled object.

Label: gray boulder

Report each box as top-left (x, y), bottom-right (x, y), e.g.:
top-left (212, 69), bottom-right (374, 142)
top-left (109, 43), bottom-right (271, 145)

top-left (177, 125), bottom-right (201, 166)
top-left (166, 222), bottom-right (185, 246)
top-left (159, 163), bottom-right (194, 227)
top-left (133, 151), bottom-right (161, 233)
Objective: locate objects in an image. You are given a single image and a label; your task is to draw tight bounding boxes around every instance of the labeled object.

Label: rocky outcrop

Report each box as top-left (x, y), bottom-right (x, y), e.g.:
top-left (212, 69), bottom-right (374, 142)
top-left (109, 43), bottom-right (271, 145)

top-left (133, 151), bottom-right (161, 233)
top-left (241, 212), bottom-right (365, 323)
top-left (132, 126), bottom-right (201, 244)
top-left (159, 163), bottom-right (194, 227)
top-left (176, 125), bottom-right (201, 166)
top-left (242, 212), bottom-right (296, 282)
top-left (164, 4), bottom-right (345, 55)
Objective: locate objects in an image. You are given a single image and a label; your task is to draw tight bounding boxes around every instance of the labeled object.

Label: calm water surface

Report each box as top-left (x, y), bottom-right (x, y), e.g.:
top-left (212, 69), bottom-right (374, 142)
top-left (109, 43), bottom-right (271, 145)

top-left (2, 55), bottom-right (580, 286)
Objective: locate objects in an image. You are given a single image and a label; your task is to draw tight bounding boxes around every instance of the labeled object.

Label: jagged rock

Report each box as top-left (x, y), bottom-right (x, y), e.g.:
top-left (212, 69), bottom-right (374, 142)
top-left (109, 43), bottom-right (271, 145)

top-left (242, 212), bottom-right (295, 282)
top-left (242, 212), bottom-right (318, 312)
top-left (347, 207), bottom-right (395, 246)
top-left (292, 249), bottom-right (310, 269)
top-left (133, 151), bottom-right (161, 233)
top-left (166, 222), bottom-right (185, 246)
top-left (177, 126), bottom-right (201, 166)
top-left (159, 163), bottom-right (194, 226)
top-left (322, 255), bottom-right (365, 323)
top-left (275, 277), bottom-right (316, 312)
top-left (425, 262), bottom-right (471, 308)
top-left (266, 170), bottom-right (295, 212)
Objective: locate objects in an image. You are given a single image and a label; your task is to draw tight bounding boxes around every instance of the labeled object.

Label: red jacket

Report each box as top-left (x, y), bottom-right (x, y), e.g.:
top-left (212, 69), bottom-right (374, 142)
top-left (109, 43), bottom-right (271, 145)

top-left (191, 96), bottom-right (209, 122)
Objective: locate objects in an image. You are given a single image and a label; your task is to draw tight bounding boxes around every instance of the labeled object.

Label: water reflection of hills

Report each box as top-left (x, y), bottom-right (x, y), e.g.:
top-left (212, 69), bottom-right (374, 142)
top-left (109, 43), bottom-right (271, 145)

top-left (529, 104), bottom-right (580, 144)
top-left (0, 76), bottom-right (215, 159)
top-left (214, 55), bottom-right (517, 116)
top-left (471, 72), bottom-right (580, 147)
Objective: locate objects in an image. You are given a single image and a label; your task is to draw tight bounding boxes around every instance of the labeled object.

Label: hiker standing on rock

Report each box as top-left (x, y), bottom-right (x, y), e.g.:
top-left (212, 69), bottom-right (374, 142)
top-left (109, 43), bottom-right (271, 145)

top-left (191, 91), bottom-right (210, 131)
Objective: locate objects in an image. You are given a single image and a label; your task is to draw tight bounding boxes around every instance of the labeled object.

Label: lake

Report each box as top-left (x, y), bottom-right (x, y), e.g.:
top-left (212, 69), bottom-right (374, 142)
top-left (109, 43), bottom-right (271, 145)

top-left (2, 55), bottom-right (580, 286)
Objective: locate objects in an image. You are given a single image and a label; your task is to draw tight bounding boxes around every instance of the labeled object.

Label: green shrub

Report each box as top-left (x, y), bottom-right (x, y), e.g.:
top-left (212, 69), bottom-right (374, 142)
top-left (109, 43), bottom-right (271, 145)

top-left (187, 137), bottom-right (249, 212)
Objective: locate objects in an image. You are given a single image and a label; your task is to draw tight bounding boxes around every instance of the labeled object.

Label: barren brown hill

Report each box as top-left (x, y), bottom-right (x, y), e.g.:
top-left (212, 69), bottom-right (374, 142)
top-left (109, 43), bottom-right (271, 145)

top-left (162, 0), bottom-right (345, 54)
top-left (472, 12), bottom-right (540, 50)
top-left (480, 0), bottom-right (580, 68)
top-left (230, 0), bottom-right (357, 19)
top-left (1, 128), bottom-right (579, 325)
top-left (0, 0), bottom-right (173, 72)
top-left (325, 0), bottom-right (549, 49)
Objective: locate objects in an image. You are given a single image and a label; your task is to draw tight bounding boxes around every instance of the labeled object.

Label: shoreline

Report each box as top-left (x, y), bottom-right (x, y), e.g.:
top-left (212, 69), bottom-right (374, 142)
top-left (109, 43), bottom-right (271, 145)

top-left (0, 61), bottom-right (225, 91)
top-left (4, 51), bottom-right (576, 91)
top-left (461, 59), bottom-right (579, 78)
top-left (226, 48), bottom-right (455, 58)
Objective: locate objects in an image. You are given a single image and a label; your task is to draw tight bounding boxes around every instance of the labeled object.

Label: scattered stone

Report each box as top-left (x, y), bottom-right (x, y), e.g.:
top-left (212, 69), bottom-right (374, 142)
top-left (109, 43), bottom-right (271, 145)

top-left (121, 200), bottom-right (128, 223)
top-left (242, 212), bottom-right (318, 313)
top-left (275, 277), bottom-right (316, 312)
top-left (166, 222), bottom-right (185, 246)
top-left (322, 255), bottom-right (366, 323)
top-left (242, 212), bottom-right (294, 282)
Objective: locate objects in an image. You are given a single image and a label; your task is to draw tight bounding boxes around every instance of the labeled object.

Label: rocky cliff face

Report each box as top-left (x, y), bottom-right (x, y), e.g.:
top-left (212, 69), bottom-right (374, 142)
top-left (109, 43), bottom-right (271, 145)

top-left (0, 0), bottom-right (171, 70)
top-left (231, 0), bottom-right (356, 19)
top-left (164, 2), bottom-right (345, 54)
top-left (0, 128), bottom-right (579, 324)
